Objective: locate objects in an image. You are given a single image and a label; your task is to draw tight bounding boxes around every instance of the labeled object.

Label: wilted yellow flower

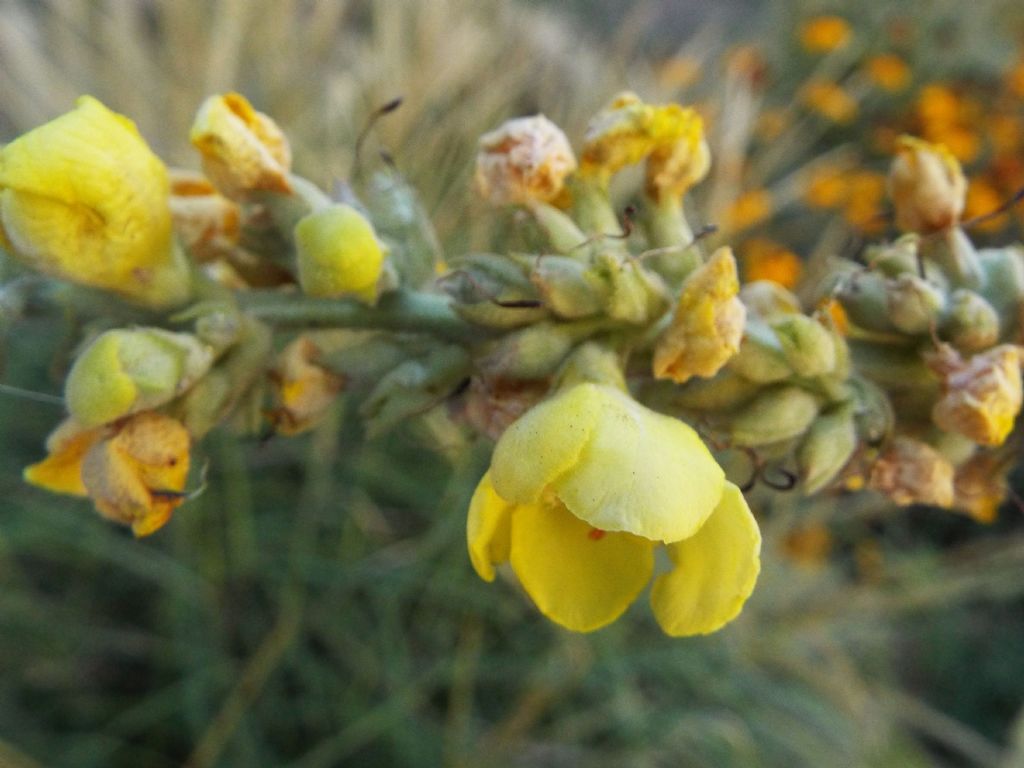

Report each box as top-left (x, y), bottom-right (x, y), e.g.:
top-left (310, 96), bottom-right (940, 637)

top-left (740, 238), bottom-right (803, 288)
top-left (25, 412), bottom-right (190, 537)
top-left (168, 169), bottom-right (242, 261)
top-left (799, 15), bottom-right (852, 54)
top-left (190, 92), bottom-right (292, 199)
top-left (580, 93), bottom-right (699, 183)
top-left (82, 412), bottom-right (191, 536)
top-left (23, 418), bottom-right (103, 497)
top-left (473, 115), bottom-right (577, 206)
top-left (801, 81), bottom-right (858, 124)
top-left (294, 204), bottom-right (384, 303)
top-left (888, 135), bottom-right (967, 233)
top-left (65, 328), bottom-right (216, 428)
top-left (645, 110), bottom-right (710, 204)
top-left (865, 54), bottom-right (911, 92)
top-left (930, 345), bottom-right (1023, 446)
top-left (868, 436), bottom-right (954, 507)
top-left (268, 336), bottom-right (345, 435)
top-left (653, 247), bottom-right (745, 384)
top-left (0, 96), bottom-right (191, 308)
top-left (465, 475), bottom-right (760, 637)
top-left (953, 451), bottom-right (1009, 524)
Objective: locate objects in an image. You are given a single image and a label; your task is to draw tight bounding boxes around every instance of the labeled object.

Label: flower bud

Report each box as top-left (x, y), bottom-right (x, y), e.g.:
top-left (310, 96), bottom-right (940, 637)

top-left (65, 328), bottom-right (216, 428)
top-left (942, 289), bottom-right (1000, 351)
top-left (929, 345), bottom-right (1023, 446)
top-left (190, 93), bottom-right (292, 199)
top-left (739, 281), bottom-right (802, 320)
top-left (798, 403), bottom-right (857, 493)
top-left (474, 115), bottom-right (577, 206)
top-left (80, 412), bottom-right (191, 536)
top-left (666, 369), bottom-right (761, 412)
top-left (835, 272), bottom-right (900, 334)
top-left (865, 235), bottom-right (922, 278)
top-left (770, 314), bottom-right (837, 378)
top-left (886, 274), bottom-right (946, 335)
top-left (727, 385), bottom-right (820, 447)
top-left (729, 319), bottom-right (792, 383)
top-left (294, 204), bottom-right (385, 303)
top-left (168, 169), bottom-right (242, 262)
top-left (268, 336), bottom-right (345, 435)
top-left (888, 136), bottom-right (966, 233)
top-left (529, 256), bottom-right (611, 319)
top-left (478, 320), bottom-right (596, 381)
top-left (0, 96), bottom-right (191, 308)
top-left (868, 436), bottom-right (954, 507)
top-left (653, 247), bottom-right (745, 383)
top-left (598, 252), bottom-right (669, 325)
top-left (977, 246), bottom-right (1024, 333)
top-left (443, 253), bottom-right (547, 329)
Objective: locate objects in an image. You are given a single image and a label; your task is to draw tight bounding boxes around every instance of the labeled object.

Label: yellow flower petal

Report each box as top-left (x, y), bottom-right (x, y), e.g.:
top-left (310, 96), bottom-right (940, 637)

top-left (23, 419), bottom-right (102, 496)
top-left (466, 472), bottom-right (513, 582)
top-left (650, 483), bottom-right (761, 637)
top-left (493, 383), bottom-right (725, 543)
top-left (510, 497), bottom-right (655, 633)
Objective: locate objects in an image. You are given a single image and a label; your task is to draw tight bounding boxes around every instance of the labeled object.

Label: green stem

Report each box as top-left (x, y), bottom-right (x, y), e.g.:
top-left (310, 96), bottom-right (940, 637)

top-left (238, 289), bottom-right (487, 343)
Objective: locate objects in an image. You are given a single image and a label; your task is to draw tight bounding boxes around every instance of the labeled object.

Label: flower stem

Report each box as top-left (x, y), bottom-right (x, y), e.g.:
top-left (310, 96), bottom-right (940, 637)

top-left (238, 289), bottom-right (487, 342)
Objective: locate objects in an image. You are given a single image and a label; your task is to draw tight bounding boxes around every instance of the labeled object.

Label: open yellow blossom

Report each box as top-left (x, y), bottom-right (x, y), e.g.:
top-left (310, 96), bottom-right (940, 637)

top-left (654, 247), bottom-right (745, 384)
top-left (930, 345), bottom-right (1023, 447)
top-left (799, 15), bottom-right (851, 54)
top-left (469, 464), bottom-right (759, 635)
top-left (294, 204), bottom-right (385, 303)
top-left (473, 115), bottom-right (577, 206)
top-left (190, 93), bottom-right (292, 199)
top-left (268, 336), bottom-right (345, 435)
top-left (579, 93), bottom-right (699, 183)
top-left (0, 96), bottom-right (191, 308)
top-left (65, 328), bottom-right (216, 428)
top-left (888, 136), bottom-right (966, 233)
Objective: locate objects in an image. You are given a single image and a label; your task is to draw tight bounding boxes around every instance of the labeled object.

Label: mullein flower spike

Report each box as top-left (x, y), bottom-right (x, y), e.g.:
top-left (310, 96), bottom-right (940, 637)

top-left (0, 96), bottom-right (192, 308)
top-left (468, 383), bottom-right (760, 636)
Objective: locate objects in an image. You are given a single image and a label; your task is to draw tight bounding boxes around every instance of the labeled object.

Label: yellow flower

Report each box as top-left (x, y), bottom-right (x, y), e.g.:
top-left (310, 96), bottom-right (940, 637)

top-left (865, 54), bottom-right (911, 92)
top-left (467, 383), bottom-right (760, 635)
top-left (268, 336), bottom-right (345, 435)
top-left (930, 345), bottom-right (1023, 447)
top-left (579, 93), bottom-right (699, 183)
top-left (190, 93), bottom-right (292, 199)
top-left (798, 15), bottom-right (852, 54)
top-left (653, 247), bottom-right (746, 384)
top-left (25, 412), bottom-right (191, 537)
top-left (294, 204), bottom-right (385, 303)
top-left (645, 110), bottom-right (710, 204)
top-left (474, 115), bottom-right (577, 206)
top-left (888, 135), bottom-right (966, 233)
top-left (65, 327), bottom-right (216, 428)
top-left (0, 96), bottom-right (191, 308)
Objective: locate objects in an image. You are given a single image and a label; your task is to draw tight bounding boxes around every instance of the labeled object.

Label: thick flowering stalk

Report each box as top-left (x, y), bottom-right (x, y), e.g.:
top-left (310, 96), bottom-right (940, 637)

top-left (0, 96), bottom-right (192, 308)
top-left (468, 381), bottom-right (760, 635)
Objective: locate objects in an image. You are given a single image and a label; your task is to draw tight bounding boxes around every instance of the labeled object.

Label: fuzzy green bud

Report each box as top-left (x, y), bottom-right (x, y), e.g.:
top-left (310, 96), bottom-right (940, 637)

top-left (295, 204), bottom-right (384, 303)
top-left (977, 246), bottom-right (1024, 337)
top-left (798, 403), bottom-right (857, 493)
top-left (739, 281), bottom-right (802, 320)
top-left (66, 328), bottom-right (216, 427)
top-left (835, 272), bottom-right (899, 334)
top-left (596, 252), bottom-right (669, 324)
top-left (530, 255), bottom-right (611, 319)
top-left (444, 253), bottom-right (547, 329)
top-left (942, 289), bottom-right (1000, 351)
top-left (770, 314), bottom-right (837, 378)
top-left (886, 274), bottom-right (946, 335)
top-left (729, 319), bottom-right (792, 383)
top-left (727, 385), bottom-right (820, 447)
top-left (478, 320), bottom-right (601, 381)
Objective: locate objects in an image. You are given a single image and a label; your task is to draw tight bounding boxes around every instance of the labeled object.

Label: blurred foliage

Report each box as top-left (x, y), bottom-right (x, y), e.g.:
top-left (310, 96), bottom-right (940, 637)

top-left (3, 0), bottom-right (1024, 766)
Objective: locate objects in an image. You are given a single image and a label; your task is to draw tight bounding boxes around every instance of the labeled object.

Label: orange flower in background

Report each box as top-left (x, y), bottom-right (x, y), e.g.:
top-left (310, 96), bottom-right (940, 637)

top-left (866, 54), bottom-right (911, 92)
top-left (741, 238), bottom-right (803, 288)
top-left (964, 177), bottom-right (1009, 232)
top-left (801, 81), bottom-right (858, 124)
top-left (844, 170), bottom-right (887, 233)
top-left (804, 164), bottom-right (850, 209)
top-left (799, 16), bottom-right (852, 54)
top-left (723, 188), bottom-right (773, 232)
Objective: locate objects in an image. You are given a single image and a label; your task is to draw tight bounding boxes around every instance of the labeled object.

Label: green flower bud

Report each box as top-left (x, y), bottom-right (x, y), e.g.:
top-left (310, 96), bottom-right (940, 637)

top-left (363, 169), bottom-right (441, 288)
top-left (729, 319), bottom-right (792, 383)
top-left (444, 253), bottom-right (547, 329)
top-left (596, 252), bottom-right (669, 324)
top-left (835, 272), bottom-right (899, 334)
top-left (727, 385), bottom-right (820, 447)
top-left (977, 246), bottom-right (1024, 338)
top-left (770, 314), bottom-right (837, 378)
top-left (865, 235), bottom-right (921, 277)
top-left (798, 403), bottom-right (857, 493)
top-left (530, 255), bottom-right (611, 319)
top-left (848, 376), bottom-right (893, 446)
top-left (941, 289), bottom-right (999, 351)
top-left (66, 328), bottom-right (216, 428)
top-left (667, 369), bottom-right (761, 412)
top-left (919, 227), bottom-right (982, 288)
top-left (478, 320), bottom-right (601, 381)
top-left (886, 274), bottom-right (946, 335)
top-left (295, 204), bottom-right (384, 303)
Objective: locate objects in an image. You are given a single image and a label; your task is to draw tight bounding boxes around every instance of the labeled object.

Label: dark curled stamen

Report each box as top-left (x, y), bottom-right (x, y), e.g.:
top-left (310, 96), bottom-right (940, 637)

top-left (352, 96), bottom-right (404, 177)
